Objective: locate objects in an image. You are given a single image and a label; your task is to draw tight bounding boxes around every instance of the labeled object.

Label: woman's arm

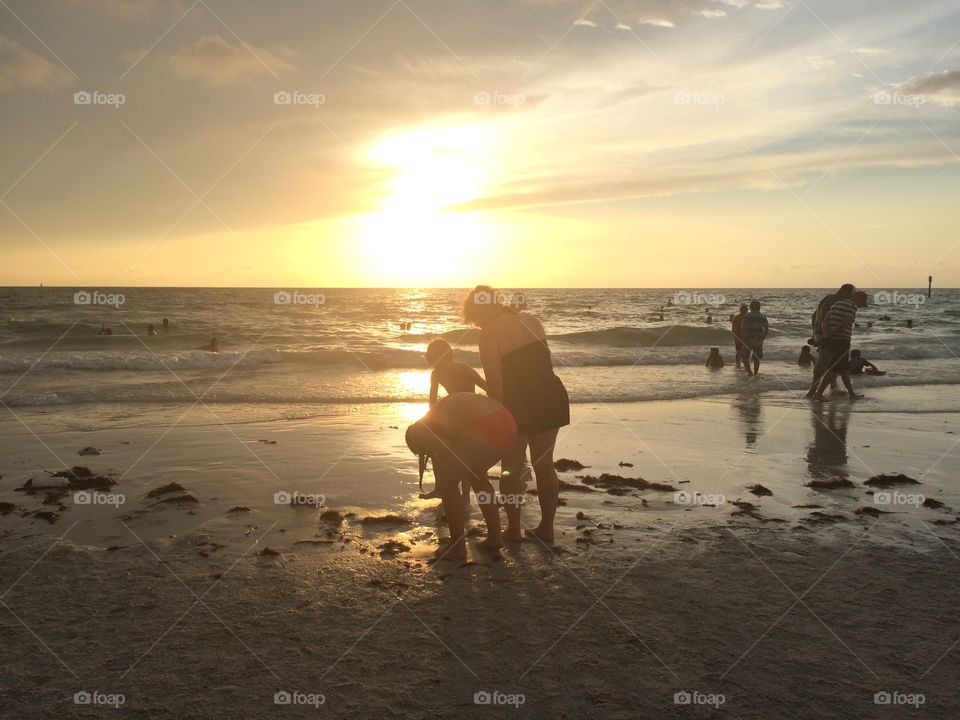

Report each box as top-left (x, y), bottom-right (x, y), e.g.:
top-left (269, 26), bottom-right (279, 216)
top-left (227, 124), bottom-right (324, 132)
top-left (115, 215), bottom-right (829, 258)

top-left (429, 372), bottom-right (440, 406)
top-left (479, 330), bottom-right (503, 401)
top-left (471, 367), bottom-right (488, 392)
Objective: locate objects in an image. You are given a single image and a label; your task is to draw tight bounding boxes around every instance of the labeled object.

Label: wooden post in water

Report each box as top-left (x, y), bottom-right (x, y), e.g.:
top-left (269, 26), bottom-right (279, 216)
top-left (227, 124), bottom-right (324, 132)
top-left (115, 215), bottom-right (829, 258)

top-left (928, 276), bottom-right (933, 298)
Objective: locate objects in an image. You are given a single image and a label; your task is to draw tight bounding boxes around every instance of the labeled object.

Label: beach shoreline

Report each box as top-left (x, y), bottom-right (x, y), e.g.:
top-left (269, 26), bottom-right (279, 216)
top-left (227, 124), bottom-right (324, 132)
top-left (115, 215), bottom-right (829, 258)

top-left (2, 388), bottom-right (959, 717)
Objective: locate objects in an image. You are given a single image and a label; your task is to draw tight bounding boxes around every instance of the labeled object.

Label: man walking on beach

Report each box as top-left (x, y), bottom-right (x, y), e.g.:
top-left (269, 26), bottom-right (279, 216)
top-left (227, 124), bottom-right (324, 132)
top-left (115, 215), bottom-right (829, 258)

top-left (807, 283), bottom-right (855, 397)
top-left (811, 290), bottom-right (868, 401)
top-left (731, 304), bottom-right (748, 370)
top-left (741, 301), bottom-right (769, 377)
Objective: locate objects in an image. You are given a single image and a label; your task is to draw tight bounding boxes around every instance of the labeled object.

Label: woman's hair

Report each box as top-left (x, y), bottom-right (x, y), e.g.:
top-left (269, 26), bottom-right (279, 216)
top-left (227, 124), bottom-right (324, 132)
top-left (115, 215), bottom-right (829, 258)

top-left (462, 285), bottom-right (512, 325)
top-left (426, 338), bottom-right (453, 366)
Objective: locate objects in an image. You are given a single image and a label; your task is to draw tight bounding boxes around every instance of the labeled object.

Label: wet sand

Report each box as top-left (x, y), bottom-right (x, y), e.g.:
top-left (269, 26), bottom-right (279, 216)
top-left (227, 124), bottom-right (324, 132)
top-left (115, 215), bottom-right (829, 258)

top-left (1, 388), bottom-right (958, 717)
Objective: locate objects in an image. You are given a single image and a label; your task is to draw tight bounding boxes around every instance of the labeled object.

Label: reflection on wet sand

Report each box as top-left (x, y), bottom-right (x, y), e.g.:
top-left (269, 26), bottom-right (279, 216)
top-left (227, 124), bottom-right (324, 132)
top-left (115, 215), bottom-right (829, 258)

top-left (806, 403), bottom-right (851, 480)
top-left (733, 393), bottom-right (763, 450)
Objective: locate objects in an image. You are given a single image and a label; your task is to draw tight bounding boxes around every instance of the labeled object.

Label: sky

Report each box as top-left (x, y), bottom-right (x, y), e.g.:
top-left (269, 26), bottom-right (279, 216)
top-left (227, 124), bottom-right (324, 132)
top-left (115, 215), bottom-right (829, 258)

top-left (1, 0), bottom-right (959, 288)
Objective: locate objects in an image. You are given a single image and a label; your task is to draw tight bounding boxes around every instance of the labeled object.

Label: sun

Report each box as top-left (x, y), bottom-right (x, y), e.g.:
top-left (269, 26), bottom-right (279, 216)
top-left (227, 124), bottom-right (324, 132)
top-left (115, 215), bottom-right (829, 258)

top-left (359, 124), bottom-right (495, 284)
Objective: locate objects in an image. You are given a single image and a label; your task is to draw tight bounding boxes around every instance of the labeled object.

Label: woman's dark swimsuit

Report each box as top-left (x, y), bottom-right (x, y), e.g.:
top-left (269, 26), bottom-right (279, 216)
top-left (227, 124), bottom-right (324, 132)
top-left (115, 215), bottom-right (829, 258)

top-left (501, 342), bottom-right (570, 435)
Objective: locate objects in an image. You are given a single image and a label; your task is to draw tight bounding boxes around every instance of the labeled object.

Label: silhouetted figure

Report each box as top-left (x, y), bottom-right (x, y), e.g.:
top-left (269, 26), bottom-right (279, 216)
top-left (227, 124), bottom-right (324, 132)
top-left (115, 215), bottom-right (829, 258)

top-left (199, 338), bottom-right (219, 352)
top-left (162, 318), bottom-right (170, 331)
top-left (798, 346), bottom-right (814, 367)
top-left (147, 324), bottom-right (157, 336)
top-left (810, 291), bottom-right (868, 400)
top-left (427, 339), bottom-right (487, 406)
top-left (849, 349), bottom-right (882, 376)
top-left (706, 348), bottom-right (724, 369)
top-left (741, 301), bottom-right (769, 376)
top-left (730, 305), bottom-right (748, 370)
top-left (98, 324), bottom-right (112, 336)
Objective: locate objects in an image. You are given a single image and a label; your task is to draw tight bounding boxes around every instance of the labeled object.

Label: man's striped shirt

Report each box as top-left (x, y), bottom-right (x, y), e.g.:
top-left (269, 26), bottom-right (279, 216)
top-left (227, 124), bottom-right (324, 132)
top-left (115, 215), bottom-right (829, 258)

top-left (824, 298), bottom-right (858, 339)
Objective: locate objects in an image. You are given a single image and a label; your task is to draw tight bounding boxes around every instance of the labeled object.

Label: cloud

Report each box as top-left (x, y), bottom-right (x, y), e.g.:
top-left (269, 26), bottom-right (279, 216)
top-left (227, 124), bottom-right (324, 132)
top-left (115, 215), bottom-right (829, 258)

top-left (573, 18), bottom-right (598, 27)
top-left (854, 47), bottom-right (889, 56)
top-left (694, 9), bottom-right (728, 18)
top-left (754, 0), bottom-right (784, 9)
top-left (898, 69), bottom-right (960, 94)
top-left (897, 69), bottom-right (960, 105)
top-left (0, 35), bottom-right (74, 92)
top-left (638, 18), bottom-right (675, 28)
top-left (168, 35), bottom-right (295, 84)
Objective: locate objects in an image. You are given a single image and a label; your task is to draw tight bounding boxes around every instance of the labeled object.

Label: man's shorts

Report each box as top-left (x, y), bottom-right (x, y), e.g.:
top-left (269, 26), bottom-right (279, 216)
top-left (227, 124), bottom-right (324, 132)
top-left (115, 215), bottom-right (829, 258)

top-left (744, 337), bottom-right (764, 360)
top-left (819, 338), bottom-right (852, 374)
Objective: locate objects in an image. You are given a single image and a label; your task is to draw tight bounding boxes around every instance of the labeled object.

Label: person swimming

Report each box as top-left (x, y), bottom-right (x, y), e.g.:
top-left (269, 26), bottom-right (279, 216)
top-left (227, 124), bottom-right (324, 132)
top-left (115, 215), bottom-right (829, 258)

top-left (798, 346), bottom-right (814, 367)
top-left (199, 338), bottom-right (219, 352)
top-left (161, 318), bottom-right (170, 331)
top-left (147, 323), bottom-right (158, 336)
top-left (406, 393), bottom-right (516, 558)
top-left (97, 324), bottom-right (113, 336)
top-left (706, 348), bottom-right (724, 369)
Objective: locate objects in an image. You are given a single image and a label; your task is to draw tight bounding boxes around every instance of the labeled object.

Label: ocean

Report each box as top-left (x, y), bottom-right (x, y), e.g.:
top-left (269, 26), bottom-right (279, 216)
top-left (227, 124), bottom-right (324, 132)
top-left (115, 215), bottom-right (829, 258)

top-left (1, 287), bottom-right (958, 426)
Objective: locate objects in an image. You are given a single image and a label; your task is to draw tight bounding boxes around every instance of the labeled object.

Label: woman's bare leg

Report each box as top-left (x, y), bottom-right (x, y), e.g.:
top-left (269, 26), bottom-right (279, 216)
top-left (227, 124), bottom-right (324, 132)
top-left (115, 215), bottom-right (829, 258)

top-left (453, 436), bottom-right (504, 548)
top-left (525, 428), bottom-right (560, 543)
top-left (499, 438), bottom-right (528, 541)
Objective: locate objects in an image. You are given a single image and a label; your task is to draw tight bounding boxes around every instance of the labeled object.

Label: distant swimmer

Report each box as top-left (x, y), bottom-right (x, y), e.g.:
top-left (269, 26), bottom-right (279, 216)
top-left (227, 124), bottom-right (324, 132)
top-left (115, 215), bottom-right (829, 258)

top-left (849, 349), bottom-right (883, 376)
top-left (199, 338), bottom-right (219, 352)
top-left (147, 323), bottom-right (158, 336)
top-left (666, 298), bottom-right (674, 307)
top-left (906, 319), bottom-right (914, 329)
top-left (798, 346), bottom-right (814, 367)
top-left (705, 348), bottom-right (724, 369)
top-left (98, 324), bottom-right (113, 336)
top-left (659, 306), bottom-right (665, 322)
top-left (706, 312), bottom-right (714, 324)
top-left (162, 318), bottom-right (170, 331)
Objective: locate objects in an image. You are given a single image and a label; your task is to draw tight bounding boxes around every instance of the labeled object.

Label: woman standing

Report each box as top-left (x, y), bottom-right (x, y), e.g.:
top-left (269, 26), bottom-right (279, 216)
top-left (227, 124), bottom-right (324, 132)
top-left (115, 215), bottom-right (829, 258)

top-left (463, 286), bottom-right (570, 542)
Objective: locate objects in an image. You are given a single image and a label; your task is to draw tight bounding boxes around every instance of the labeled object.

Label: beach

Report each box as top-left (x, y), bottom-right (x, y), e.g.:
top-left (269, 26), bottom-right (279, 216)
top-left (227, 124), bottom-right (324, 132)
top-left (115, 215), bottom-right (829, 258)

top-left (2, 388), bottom-right (959, 718)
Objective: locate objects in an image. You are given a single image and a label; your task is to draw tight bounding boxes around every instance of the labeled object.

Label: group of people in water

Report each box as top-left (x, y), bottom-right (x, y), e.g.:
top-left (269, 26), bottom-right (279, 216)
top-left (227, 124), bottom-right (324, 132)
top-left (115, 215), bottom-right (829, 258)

top-left (405, 286), bottom-right (570, 560)
top-left (706, 285), bottom-right (884, 399)
top-left (95, 318), bottom-right (219, 352)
